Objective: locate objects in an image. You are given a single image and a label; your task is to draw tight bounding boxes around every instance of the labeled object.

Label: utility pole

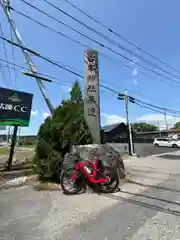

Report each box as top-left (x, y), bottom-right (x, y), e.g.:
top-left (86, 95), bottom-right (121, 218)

top-left (1, 0), bottom-right (54, 169)
top-left (7, 125), bottom-right (18, 170)
top-left (124, 91), bottom-right (134, 156)
top-left (17, 127), bottom-right (21, 146)
top-left (0, 0), bottom-right (54, 115)
top-left (118, 91), bottom-right (134, 156)
top-left (6, 126), bottom-right (10, 144)
top-left (164, 109), bottom-right (169, 136)
top-left (157, 120), bottom-right (161, 137)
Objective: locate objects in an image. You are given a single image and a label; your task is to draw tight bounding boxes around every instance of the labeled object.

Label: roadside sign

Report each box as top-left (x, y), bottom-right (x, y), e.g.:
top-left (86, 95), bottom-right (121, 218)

top-left (0, 125), bottom-right (6, 130)
top-left (0, 87), bottom-right (33, 127)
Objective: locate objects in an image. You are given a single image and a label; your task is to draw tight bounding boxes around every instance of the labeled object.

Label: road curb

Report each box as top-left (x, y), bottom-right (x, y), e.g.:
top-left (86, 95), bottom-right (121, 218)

top-left (149, 149), bottom-right (180, 158)
top-left (0, 175), bottom-right (37, 190)
top-left (33, 182), bottom-right (61, 191)
top-left (123, 155), bottom-right (139, 161)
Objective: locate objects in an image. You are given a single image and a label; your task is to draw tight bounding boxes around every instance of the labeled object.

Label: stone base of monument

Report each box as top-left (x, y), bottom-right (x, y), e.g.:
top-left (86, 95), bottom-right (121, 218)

top-left (71, 144), bottom-right (126, 179)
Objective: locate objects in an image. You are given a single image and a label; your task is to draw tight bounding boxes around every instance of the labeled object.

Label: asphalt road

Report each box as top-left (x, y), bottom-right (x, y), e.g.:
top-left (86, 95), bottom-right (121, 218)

top-left (1, 151), bottom-right (180, 239)
top-left (109, 143), bottom-right (178, 157)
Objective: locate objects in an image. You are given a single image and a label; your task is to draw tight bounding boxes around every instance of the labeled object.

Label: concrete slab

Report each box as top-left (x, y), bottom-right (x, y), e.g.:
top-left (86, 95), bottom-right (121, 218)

top-left (1, 154), bottom-right (180, 239)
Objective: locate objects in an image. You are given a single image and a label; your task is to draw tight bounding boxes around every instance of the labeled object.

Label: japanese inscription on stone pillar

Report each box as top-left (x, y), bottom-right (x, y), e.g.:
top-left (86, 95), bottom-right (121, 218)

top-left (84, 50), bottom-right (101, 144)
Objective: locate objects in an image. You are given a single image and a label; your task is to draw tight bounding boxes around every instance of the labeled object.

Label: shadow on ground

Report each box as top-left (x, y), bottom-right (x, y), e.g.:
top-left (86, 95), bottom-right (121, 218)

top-left (159, 154), bottom-right (180, 160)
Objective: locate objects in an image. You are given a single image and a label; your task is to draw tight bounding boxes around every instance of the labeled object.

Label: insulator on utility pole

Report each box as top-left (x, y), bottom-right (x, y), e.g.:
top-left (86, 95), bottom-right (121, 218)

top-left (0, 0), bottom-right (54, 115)
top-left (118, 93), bottom-right (125, 100)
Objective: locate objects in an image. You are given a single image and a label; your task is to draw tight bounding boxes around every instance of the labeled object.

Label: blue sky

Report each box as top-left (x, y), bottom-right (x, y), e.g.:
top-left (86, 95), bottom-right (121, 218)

top-left (1, 0), bottom-right (180, 135)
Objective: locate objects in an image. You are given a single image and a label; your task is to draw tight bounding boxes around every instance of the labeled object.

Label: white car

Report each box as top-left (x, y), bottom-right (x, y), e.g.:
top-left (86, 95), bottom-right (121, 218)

top-left (153, 138), bottom-right (180, 148)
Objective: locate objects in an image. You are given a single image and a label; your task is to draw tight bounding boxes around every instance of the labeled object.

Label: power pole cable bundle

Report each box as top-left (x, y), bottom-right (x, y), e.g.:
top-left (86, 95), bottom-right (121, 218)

top-left (0, 0), bottom-right (54, 114)
top-left (2, 33), bottom-right (180, 119)
top-left (2, 33), bottom-right (180, 120)
top-left (63, 0), bottom-right (180, 75)
top-left (11, 3), bottom-right (180, 89)
top-left (133, 97), bottom-right (180, 115)
top-left (13, 2), bottom-right (180, 87)
top-left (131, 99), bottom-right (180, 118)
top-left (0, 56), bottom-right (69, 84)
top-left (41, 0), bottom-right (180, 82)
top-left (1, 29), bottom-right (180, 120)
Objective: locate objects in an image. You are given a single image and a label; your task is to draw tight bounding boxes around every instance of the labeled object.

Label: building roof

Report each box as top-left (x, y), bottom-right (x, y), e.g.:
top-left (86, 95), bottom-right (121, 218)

top-left (136, 128), bottom-right (180, 135)
top-left (102, 122), bottom-right (127, 133)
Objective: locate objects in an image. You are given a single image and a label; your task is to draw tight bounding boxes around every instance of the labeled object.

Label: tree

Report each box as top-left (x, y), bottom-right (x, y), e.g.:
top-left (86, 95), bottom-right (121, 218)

top-left (132, 122), bottom-right (157, 132)
top-left (33, 81), bottom-right (92, 181)
top-left (69, 80), bottom-right (82, 103)
top-left (173, 122), bottom-right (180, 129)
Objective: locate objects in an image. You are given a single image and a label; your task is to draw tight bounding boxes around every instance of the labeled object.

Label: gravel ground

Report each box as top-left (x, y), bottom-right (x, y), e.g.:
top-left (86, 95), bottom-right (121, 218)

top-left (1, 151), bottom-right (180, 239)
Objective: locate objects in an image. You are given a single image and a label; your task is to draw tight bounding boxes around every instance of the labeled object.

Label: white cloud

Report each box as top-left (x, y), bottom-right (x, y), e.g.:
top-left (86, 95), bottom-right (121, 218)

top-left (101, 113), bottom-right (180, 129)
top-left (136, 113), bottom-right (180, 129)
top-left (68, 87), bottom-right (72, 93)
top-left (101, 113), bottom-right (126, 126)
top-left (43, 112), bottom-right (50, 119)
top-left (133, 78), bottom-right (138, 85)
top-left (132, 68), bottom-right (138, 77)
top-left (61, 85), bottom-right (72, 92)
top-left (137, 113), bottom-right (164, 122)
top-left (31, 109), bottom-right (38, 117)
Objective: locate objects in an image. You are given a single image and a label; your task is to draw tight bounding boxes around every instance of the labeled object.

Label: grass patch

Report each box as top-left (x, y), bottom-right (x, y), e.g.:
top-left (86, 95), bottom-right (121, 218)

top-left (0, 147), bottom-right (10, 155)
top-left (0, 162), bottom-right (33, 172)
top-left (0, 146), bottom-right (35, 156)
top-left (19, 145), bottom-right (36, 149)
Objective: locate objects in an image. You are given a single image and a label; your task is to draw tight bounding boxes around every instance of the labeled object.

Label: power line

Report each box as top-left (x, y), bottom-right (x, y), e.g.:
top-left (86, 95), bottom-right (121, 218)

top-left (4, 3), bottom-right (180, 122)
top-left (1, 51), bottom-right (176, 110)
top-left (10, 25), bottom-right (17, 87)
top-left (0, 35), bottom-right (86, 79)
top-left (108, 54), bottom-right (180, 87)
top-left (13, 9), bottom-right (89, 48)
top-left (1, 0), bottom-right (56, 114)
top-left (13, 5), bottom-right (180, 87)
top-left (7, 0), bottom-right (180, 120)
top-left (0, 36), bottom-right (127, 96)
top-left (0, 55), bottom-right (154, 104)
top-left (63, 0), bottom-right (180, 75)
top-left (0, 56), bottom-right (72, 86)
top-left (119, 92), bottom-right (180, 116)
top-left (0, 62), bottom-right (7, 85)
top-left (0, 57), bottom-right (109, 92)
top-left (2, 34), bottom-right (180, 116)
top-left (133, 97), bottom-right (180, 115)
top-left (0, 22), bottom-right (11, 86)
top-left (14, 2), bottom-right (180, 88)
top-left (41, 0), bottom-right (180, 82)
top-left (9, 2), bottom-right (166, 89)
top-left (134, 101), bottom-right (180, 118)
top-left (11, 8), bottom-right (175, 88)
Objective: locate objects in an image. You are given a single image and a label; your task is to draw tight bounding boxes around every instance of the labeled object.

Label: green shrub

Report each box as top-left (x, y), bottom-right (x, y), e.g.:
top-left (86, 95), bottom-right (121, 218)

top-left (33, 138), bottom-right (62, 181)
top-left (33, 81), bottom-right (92, 182)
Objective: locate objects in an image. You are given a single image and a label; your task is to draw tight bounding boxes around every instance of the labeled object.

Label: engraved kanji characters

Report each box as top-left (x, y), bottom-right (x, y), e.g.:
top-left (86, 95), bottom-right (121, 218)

top-left (88, 107), bottom-right (96, 116)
